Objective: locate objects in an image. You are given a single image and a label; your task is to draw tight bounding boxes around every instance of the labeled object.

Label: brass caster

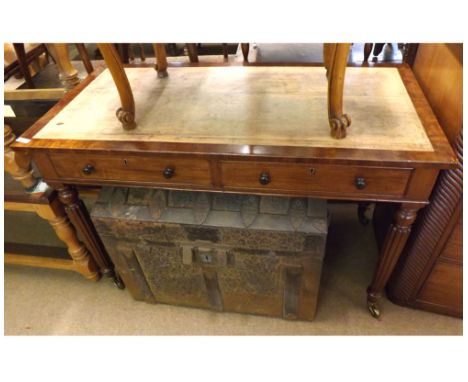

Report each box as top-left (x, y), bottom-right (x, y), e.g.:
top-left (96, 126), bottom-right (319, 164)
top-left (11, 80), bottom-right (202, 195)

top-left (113, 275), bottom-right (125, 290)
top-left (367, 302), bottom-right (381, 319)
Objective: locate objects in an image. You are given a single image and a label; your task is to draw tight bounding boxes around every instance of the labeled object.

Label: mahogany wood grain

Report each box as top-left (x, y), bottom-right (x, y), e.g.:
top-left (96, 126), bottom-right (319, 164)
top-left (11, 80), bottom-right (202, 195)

top-left (219, 161), bottom-right (412, 197)
top-left (49, 152), bottom-right (212, 186)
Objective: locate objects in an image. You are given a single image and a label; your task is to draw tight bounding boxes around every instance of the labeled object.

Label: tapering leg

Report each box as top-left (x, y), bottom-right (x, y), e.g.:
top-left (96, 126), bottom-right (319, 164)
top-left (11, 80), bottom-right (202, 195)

top-left (4, 124), bottom-right (38, 191)
top-left (138, 44), bottom-right (146, 62)
top-left (152, 43), bottom-right (168, 78)
top-left (98, 43), bottom-right (136, 130)
top-left (75, 43), bottom-right (94, 74)
top-left (56, 184), bottom-right (125, 288)
top-left (45, 44), bottom-right (80, 90)
top-left (363, 43), bottom-right (373, 62)
top-left (186, 43), bottom-right (199, 63)
top-left (13, 43), bottom-right (35, 88)
top-left (324, 43), bottom-right (351, 139)
top-left (35, 198), bottom-right (100, 281)
top-left (367, 202), bottom-right (422, 318)
top-left (241, 43), bottom-right (249, 62)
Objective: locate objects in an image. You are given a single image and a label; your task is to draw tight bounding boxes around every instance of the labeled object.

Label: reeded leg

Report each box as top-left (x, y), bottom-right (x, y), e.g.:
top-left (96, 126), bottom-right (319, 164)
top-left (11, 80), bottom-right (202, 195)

top-left (4, 124), bottom-right (38, 191)
top-left (35, 199), bottom-right (100, 281)
top-left (241, 43), bottom-right (249, 62)
top-left (152, 43), bottom-right (168, 78)
top-left (97, 43), bottom-right (136, 130)
top-left (46, 44), bottom-right (80, 90)
top-left (367, 203), bottom-right (422, 318)
top-left (56, 184), bottom-right (125, 288)
top-left (324, 43), bottom-right (352, 139)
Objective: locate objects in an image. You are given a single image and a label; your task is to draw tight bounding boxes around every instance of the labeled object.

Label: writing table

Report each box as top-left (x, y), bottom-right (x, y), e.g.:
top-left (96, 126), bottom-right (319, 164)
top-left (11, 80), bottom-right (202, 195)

top-left (13, 64), bottom-right (456, 317)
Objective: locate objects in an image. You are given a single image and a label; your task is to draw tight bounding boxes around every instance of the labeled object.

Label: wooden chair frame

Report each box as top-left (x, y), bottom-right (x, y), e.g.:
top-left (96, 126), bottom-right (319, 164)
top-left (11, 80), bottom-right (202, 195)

top-left (97, 42), bottom-right (351, 138)
top-left (4, 124), bottom-right (100, 280)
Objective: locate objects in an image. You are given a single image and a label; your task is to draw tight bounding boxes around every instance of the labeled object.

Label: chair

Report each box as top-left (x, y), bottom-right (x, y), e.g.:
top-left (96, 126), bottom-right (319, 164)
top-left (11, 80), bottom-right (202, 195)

top-left (4, 124), bottom-right (100, 280)
top-left (97, 42), bottom-right (352, 139)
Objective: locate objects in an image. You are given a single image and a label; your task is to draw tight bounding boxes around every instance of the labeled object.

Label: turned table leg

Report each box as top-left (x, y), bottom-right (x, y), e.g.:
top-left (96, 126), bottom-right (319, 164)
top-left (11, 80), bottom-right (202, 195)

top-left (56, 184), bottom-right (125, 288)
top-left (323, 43), bottom-right (351, 139)
top-left (367, 202), bottom-right (422, 318)
top-left (4, 124), bottom-right (38, 191)
top-left (35, 199), bottom-right (100, 281)
top-left (46, 44), bottom-right (80, 90)
top-left (152, 43), bottom-right (168, 78)
top-left (97, 43), bottom-right (136, 130)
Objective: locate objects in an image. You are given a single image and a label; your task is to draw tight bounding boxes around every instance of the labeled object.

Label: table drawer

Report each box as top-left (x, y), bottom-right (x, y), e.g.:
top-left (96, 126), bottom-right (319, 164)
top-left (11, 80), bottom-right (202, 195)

top-left (220, 161), bottom-right (412, 196)
top-left (49, 153), bottom-right (212, 186)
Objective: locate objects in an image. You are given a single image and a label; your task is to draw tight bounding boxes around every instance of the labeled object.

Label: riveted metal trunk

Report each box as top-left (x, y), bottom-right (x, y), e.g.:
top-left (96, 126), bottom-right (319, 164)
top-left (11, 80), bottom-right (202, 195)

top-left (91, 188), bottom-right (328, 321)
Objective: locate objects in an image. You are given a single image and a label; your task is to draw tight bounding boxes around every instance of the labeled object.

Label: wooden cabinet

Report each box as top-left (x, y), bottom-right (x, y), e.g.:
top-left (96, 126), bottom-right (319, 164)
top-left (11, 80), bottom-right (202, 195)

top-left (386, 44), bottom-right (463, 317)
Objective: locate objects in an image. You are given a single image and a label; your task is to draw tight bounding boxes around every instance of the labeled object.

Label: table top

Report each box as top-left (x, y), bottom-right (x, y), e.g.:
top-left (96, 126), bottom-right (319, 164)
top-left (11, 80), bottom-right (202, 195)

top-left (16, 64), bottom-right (455, 169)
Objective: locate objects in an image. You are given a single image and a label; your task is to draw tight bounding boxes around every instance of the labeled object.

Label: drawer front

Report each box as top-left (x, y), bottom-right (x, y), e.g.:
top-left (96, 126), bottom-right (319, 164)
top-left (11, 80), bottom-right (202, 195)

top-left (49, 153), bottom-right (212, 186)
top-left (220, 161), bottom-right (412, 196)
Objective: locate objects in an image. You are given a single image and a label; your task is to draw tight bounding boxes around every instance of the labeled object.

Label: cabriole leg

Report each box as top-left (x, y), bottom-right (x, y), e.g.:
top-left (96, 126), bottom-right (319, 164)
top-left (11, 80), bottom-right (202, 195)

top-left (324, 43), bottom-right (352, 139)
top-left (97, 43), bottom-right (136, 130)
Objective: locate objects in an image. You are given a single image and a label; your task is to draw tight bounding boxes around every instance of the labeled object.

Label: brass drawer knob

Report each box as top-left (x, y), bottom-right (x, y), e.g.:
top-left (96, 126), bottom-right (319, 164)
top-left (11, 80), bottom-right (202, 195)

top-left (163, 166), bottom-right (175, 179)
top-left (259, 172), bottom-right (271, 185)
top-left (355, 177), bottom-right (366, 190)
top-left (82, 164), bottom-right (95, 175)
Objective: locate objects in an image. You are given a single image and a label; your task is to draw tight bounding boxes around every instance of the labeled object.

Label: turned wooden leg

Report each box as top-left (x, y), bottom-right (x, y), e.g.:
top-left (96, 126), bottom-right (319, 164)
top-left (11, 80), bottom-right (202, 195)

top-left (367, 203), bottom-right (422, 318)
top-left (4, 124), bottom-right (39, 191)
top-left (13, 43), bottom-right (35, 88)
top-left (35, 198), bottom-right (100, 281)
top-left (186, 43), bottom-right (199, 63)
top-left (56, 184), bottom-right (124, 288)
top-left (363, 43), bottom-right (373, 62)
top-left (324, 43), bottom-right (352, 139)
top-left (241, 43), bottom-right (249, 62)
top-left (46, 44), bottom-right (80, 90)
top-left (98, 43), bottom-right (136, 130)
top-left (75, 43), bottom-right (94, 74)
top-left (152, 43), bottom-right (168, 78)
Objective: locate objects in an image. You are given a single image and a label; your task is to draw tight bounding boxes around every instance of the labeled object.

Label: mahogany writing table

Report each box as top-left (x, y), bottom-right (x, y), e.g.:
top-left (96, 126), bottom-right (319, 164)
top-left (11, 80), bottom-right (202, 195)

top-left (13, 64), bottom-right (456, 317)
